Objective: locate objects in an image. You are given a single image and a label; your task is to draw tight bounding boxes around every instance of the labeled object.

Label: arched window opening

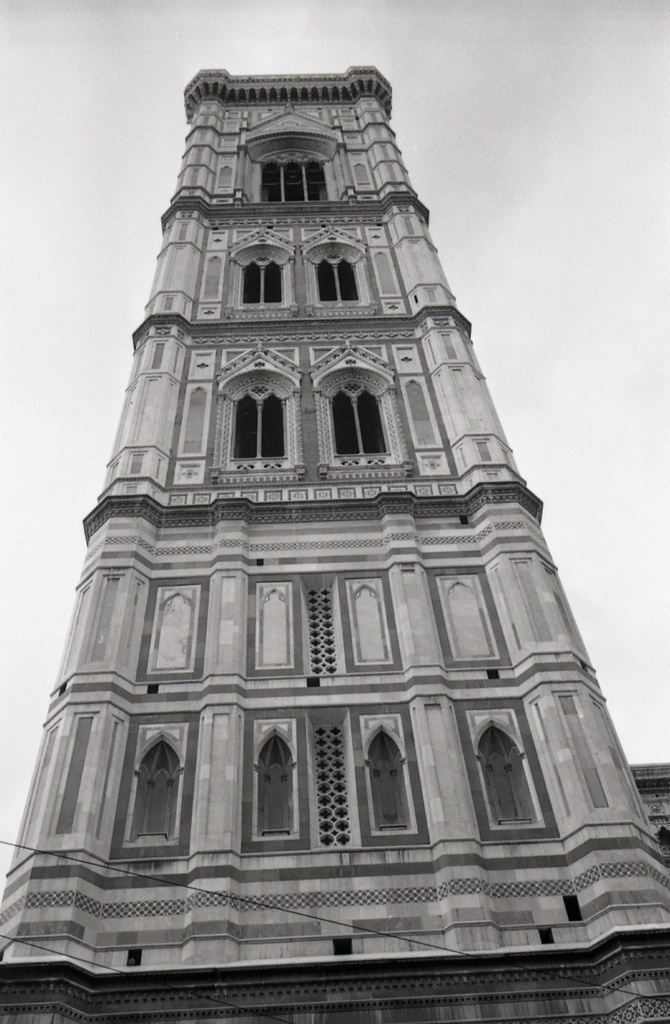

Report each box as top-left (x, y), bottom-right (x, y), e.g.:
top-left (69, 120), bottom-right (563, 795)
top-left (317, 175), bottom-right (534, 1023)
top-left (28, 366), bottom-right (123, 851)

top-left (258, 735), bottom-right (293, 834)
top-left (478, 726), bottom-right (534, 824)
top-left (234, 392), bottom-right (285, 460)
top-left (132, 741), bottom-right (180, 839)
top-left (242, 261), bottom-right (282, 303)
top-left (261, 161), bottom-right (326, 202)
top-left (367, 732), bottom-right (407, 829)
top-left (333, 388), bottom-right (385, 455)
top-left (317, 259), bottom-right (358, 301)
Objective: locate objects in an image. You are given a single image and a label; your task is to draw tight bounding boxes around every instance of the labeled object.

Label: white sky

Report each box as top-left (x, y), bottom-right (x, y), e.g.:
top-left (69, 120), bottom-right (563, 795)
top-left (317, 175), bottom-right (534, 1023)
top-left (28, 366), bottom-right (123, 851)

top-left (1, 0), bottom-right (668, 883)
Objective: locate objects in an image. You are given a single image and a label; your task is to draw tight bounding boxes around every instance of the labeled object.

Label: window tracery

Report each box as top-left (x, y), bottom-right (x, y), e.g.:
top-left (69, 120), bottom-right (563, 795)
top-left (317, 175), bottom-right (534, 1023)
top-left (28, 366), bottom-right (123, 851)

top-left (477, 725), bottom-right (534, 824)
top-left (310, 346), bottom-right (408, 477)
top-left (242, 260), bottom-right (282, 304)
top-left (317, 258), bottom-right (358, 302)
top-left (366, 731), bottom-right (408, 830)
top-left (257, 734), bottom-right (294, 834)
top-left (332, 386), bottom-right (385, 455)
top-left (234, 390), bottom-right (285, 459)
top-left (229, 230), bottom-right (295, 312)
top-left (131, 740), bottom-right (181, 839)
top-left (261, 161), bottom-right (326, 202)
top-left (302, 230), bottom-right (369, 310)
top-left (215, 348), bottom-right (303, 479)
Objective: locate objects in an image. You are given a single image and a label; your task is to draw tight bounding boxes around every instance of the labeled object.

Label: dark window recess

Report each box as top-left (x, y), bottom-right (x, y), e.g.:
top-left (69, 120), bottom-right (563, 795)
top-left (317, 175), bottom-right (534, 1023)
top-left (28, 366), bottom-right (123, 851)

top-left (563, 894), bottom-right (583, 921)
top-left (333, 937), bottom-right (352, 956)
top-left (147, 684), bottom-right (159, 694)
top-left (307, 677), bottom-right (321, 688)
top-left (459, 515), bottom-right (469, 525)
top-left (262, 161), bottom-right (326, 202)
top-left (317, 259), bottom-right (358, 301)
top-left (256, 558), bottom-right (265, 566)
top-left (58, 682), bottom-right (67, 696)
top-left (333, 389), bottom-right (385, 456)
top-left (234, 394), bottom-right (284, 459)
top-left (131, 741), bottom-right (180, 839)
top-left (258, 734), bottom-right (293, 834)
top-left (243, 261), bottom-right (282, 303)
top-left (127, 948), bottom-right (142, 966)
top-left (486, 669), bottom-right (500, 680)
top-left (478, 726), bottom-right (534, 823)
top-left (368, 731), bottom-right (408, 830)
top-left (539, 928), bottom-right (554, 945)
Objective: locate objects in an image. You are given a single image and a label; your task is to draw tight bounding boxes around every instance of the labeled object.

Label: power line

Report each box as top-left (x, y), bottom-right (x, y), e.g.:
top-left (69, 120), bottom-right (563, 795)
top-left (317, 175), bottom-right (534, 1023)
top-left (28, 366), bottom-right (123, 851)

top-left (0, 837), bottom-right (658, 1005)
top-left (0, 930), bottom-right (296, 1024)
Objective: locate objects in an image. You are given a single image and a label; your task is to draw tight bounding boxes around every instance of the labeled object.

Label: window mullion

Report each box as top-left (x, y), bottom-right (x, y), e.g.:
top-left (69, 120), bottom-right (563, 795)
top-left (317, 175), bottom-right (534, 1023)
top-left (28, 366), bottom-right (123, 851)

top-left (301, 164), bottom-right (308, 201)
top-left (259, 266), bottom-right (265, 303)
top-left (280, 165), bottom-right (285, 202)
top-left (255, 400), bottom-right (263, 458)
top-left (334, 263), bottom-right (341, 301)
top-left (352, 396), bottom-right (364, 454)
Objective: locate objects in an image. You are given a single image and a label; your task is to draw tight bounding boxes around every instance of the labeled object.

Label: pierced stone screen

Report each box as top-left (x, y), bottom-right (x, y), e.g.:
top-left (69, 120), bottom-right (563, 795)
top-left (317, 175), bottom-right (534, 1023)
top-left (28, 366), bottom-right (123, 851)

top-left (314, 725), bottom-right (351, 847)
top-left (307, 589), bottom-right (337, 675)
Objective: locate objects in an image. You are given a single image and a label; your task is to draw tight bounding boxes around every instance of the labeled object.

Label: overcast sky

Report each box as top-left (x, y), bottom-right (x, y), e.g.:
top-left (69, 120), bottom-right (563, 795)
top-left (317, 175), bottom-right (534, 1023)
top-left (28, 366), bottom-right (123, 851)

top-left (1, 0), bottom-right (668, 883)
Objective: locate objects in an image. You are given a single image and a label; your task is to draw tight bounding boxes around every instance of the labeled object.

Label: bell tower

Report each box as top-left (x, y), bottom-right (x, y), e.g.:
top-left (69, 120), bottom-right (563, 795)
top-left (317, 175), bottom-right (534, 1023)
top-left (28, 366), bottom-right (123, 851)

top-left (1, 67), bottom-right (669, 1023)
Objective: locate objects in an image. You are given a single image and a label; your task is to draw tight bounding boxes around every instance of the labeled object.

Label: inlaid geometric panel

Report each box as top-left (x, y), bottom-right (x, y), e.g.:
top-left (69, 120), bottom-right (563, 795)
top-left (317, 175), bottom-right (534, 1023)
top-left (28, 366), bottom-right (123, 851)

top-left (4, 859), bottom-right (668, 924)
top-left (314, 725), bottom-right (351, 846)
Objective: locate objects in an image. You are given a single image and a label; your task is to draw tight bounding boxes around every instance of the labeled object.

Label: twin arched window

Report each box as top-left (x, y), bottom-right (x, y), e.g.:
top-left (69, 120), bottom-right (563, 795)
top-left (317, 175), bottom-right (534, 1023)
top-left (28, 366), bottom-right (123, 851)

top-left (332, 387), bottom-right (386, 456)
top-left (132, 740), bottom-right (181, 839)
top-left (243, 261), bottom-right (282, 304)
top-left (317, 259), bottom-right (358, 302)
top-left (478, 726), bottom-right (534, 823)
top-left (262, 161), bottom-right (326, 202)
top-left (234, 392), bottom-right (284, 459)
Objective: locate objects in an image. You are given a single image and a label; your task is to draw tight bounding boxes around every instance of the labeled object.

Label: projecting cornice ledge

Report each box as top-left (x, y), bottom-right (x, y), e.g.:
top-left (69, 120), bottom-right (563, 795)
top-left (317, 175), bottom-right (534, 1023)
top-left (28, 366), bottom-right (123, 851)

top-left (83, 481), bottom-right (542, 542)
top-left (184, 67), bottom-right (393, 120)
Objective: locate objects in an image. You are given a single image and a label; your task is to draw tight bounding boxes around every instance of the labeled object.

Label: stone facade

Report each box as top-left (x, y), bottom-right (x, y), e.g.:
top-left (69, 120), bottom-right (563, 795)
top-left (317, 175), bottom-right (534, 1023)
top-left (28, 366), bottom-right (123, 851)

top-left (1, 67), bottom-right (669, 1022)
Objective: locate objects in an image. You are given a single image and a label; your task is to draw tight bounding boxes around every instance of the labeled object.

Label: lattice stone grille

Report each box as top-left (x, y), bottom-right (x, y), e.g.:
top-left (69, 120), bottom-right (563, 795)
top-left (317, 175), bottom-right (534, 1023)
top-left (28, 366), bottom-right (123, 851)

top-left (307, 589), bottom-right (337, 675)
top-left (314, 725), bottom-right (351, 846)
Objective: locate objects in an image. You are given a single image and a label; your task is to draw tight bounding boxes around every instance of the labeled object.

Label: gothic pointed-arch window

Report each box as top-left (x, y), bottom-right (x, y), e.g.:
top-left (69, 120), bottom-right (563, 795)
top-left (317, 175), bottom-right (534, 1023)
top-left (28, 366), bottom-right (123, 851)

top-left (234, 391), bottom-right (284, 459)
top-left (132, 740), bottom-right (181, 839)
top-left (477, 726), bottom-right (534, 824)
top-left (261, 161), bottom-right (326, 202)
top-left (367, 732), bottom-right (408, 830)
top-left (317, 258), bottom-right (358, 302)
top-left (242, 260), bottom-right (282, 304)
top-left (257, 734), bottom-right (293, 834)
top-left (332, 387), bottom-right (386, 455)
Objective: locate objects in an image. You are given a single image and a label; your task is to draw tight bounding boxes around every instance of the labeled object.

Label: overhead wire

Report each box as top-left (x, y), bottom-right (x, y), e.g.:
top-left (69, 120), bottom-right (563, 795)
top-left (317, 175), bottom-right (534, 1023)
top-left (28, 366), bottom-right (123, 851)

top-left (0, 837), bottom-right (661, 1006)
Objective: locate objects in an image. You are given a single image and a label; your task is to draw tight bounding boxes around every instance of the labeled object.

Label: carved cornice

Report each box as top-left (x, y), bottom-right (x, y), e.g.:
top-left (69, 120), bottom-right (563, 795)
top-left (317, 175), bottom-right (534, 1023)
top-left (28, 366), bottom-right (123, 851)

top-left (83, 482), bottom-right (542, 542)
top-left (131, 304), bottom-right (472, 350)
top-left (1, 929), bottom-right (670, 1020)
top-left (184, 67), bottom-right (393, 121)
top-left (160, 192), bottom-right (430, 234)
